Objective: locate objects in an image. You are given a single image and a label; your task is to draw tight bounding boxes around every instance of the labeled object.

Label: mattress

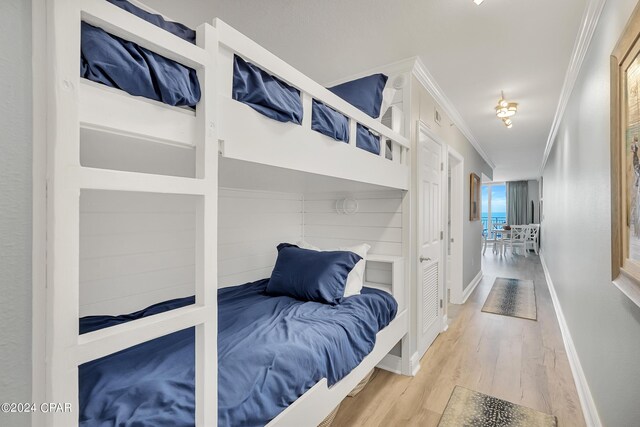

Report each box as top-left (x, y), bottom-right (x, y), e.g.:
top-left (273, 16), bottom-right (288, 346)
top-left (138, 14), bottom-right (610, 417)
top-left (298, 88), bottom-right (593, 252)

top-left (78, 279), bottom-right (397, 427)
top-left (81, 0), bottom-right (201, 107)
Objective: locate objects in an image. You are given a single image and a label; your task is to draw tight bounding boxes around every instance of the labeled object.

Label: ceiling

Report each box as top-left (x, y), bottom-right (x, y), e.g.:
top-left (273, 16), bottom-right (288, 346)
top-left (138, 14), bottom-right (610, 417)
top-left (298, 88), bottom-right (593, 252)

top-left (143, 0), bottom-right (587, 181)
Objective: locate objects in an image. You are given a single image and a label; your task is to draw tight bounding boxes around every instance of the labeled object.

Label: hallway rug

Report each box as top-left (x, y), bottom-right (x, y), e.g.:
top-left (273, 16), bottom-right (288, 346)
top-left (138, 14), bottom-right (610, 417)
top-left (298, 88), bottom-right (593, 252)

top-left (438, 386), bottom-right (557, 427)
top-left (481, 277), bottom-right (537, 320)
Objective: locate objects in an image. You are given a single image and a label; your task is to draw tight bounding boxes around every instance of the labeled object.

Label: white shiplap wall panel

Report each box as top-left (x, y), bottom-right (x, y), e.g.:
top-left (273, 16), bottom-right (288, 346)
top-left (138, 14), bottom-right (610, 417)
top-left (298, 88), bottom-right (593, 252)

top-left (304, 212), bottom-right (402, 228)
top-left (304, 225), bottom-right (401, 244)
top-left (218, 188), bottom-right (303, 288)
top-left (79, 187), bottom-right (400, 314)
top-left (79, 191), bottom-right (197, 316)
top-left (304, 190), bottom-right (405, 283)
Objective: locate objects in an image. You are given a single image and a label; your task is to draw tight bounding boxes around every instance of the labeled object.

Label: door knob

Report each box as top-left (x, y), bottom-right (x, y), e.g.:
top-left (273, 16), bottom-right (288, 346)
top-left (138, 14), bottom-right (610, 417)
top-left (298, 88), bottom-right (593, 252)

top-left (420, 256), bottom-right (432, 262)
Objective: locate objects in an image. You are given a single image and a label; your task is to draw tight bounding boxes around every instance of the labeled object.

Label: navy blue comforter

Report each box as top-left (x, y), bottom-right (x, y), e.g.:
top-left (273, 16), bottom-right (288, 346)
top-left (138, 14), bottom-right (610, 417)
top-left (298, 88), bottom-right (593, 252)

top-left (81, 0), bottom-right (201, 107)
top-left (79, 279), bottom-right (397, 426)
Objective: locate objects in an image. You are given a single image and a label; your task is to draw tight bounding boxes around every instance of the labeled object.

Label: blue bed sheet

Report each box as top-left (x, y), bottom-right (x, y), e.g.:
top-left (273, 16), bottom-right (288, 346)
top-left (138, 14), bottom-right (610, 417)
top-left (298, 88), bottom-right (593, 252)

top-left (230, 58), bottom-right (382, 155)
top-left (81, 0), bottom-right (201, 107)
top-left (78, 279), bottom-right (397, 427)
top-left (355, 124), bottom-right (381, 155)
top-left (310, 101), bottom-right (381, 155)
top-left (232, 55), bottom-right (303, 124)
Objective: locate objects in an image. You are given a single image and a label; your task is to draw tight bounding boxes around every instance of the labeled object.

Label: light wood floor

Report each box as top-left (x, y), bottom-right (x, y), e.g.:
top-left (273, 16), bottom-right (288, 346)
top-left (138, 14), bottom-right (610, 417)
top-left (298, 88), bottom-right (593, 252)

top-left (333, 252), bottom-right (585, 427)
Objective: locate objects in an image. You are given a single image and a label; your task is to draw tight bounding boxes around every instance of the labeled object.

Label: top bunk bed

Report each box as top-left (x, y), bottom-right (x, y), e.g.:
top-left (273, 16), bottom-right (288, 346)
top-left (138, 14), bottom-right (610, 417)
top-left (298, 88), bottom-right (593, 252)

top-left (77, 0), bottom-right (410, 191)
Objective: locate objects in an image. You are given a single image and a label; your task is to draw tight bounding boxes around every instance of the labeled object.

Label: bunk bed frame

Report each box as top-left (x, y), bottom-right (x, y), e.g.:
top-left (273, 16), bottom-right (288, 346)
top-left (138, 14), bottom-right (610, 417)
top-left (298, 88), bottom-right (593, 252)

top-left (34, 1), bottom-right (411, 426)
top-left (215, 20), bottom-right (411, 191)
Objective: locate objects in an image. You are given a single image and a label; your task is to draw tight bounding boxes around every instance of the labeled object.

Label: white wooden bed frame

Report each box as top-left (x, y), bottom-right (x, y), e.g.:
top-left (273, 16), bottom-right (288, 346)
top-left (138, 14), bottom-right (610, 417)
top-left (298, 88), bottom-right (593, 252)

top-left (35, 1), bottom-right (411, 426)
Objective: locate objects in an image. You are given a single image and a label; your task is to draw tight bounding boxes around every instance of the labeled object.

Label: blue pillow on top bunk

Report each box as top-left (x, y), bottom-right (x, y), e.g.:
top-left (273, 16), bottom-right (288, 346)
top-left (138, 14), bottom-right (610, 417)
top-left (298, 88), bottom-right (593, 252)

top-left (105, 0), bottom-right (196, 43)
top-left (266, 243), bottom-right (361, 305)
top-left (81, 22), bottom-right (201, 107)
top-left (327, 73), bottom-right (388, 119)
top-left (233, 55), bottom-right (303, 124)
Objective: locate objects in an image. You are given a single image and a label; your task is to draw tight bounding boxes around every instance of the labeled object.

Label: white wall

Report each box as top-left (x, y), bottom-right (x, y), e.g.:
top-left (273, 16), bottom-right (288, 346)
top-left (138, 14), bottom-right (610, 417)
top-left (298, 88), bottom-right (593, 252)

top-left (218, 188), bottom-right (303, 287)
top-left (137, 0), bottom-right (215, 28)
top-left (79, 191), bottom-right (197, 316)
top-left (542, 0), bottom-right (640, 425)
top-left (0, 0), bottom-right (32, 426)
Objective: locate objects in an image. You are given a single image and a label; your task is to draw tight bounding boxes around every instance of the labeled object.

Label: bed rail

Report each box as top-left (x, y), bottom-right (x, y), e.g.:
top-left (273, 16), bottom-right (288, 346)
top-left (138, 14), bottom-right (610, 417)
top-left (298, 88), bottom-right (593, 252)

top-left (214, 19), bottom-right (411, 190)
top-left (266, 254), bottom-right (409, 426)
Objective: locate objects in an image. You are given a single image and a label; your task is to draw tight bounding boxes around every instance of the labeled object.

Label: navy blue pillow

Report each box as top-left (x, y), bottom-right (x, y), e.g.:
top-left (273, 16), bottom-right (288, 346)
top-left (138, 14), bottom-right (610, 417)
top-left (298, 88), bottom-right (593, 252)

top-left (80, 22), bottom-right (201, 107)
top-left (328, 74), bottom-right (388, 119)
top-left (233, 55), bottom-right (303, 124)
top-left (267, 243), bottom-right (361, 305)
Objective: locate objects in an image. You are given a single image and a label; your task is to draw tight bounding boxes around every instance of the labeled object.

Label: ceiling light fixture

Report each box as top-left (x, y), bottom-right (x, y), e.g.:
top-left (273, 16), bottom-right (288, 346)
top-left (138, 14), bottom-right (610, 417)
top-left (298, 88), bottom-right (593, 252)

top-left (495, 91), bottom-right (518, 128)
top-left (473, 0), bottom-right (485, 4)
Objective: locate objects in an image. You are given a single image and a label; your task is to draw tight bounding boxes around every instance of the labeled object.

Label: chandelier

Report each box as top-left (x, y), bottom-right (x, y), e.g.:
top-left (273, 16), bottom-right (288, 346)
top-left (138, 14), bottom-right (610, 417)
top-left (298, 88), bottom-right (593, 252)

top-left (495, 91), bottom-right (518, 128)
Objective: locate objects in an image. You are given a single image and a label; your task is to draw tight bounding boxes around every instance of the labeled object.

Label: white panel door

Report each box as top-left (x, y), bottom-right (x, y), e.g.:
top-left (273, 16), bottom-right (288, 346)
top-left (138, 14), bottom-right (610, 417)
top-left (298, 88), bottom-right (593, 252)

top-left (417, 127), bottom-right (444, 359)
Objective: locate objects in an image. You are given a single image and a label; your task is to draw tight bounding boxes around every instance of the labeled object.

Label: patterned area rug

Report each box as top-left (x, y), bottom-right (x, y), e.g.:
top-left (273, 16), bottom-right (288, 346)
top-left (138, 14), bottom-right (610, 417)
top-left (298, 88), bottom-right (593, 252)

top-left (481, 277), bottom-right (537, 320)
top-left (438, 386), bottom-right (557, 427)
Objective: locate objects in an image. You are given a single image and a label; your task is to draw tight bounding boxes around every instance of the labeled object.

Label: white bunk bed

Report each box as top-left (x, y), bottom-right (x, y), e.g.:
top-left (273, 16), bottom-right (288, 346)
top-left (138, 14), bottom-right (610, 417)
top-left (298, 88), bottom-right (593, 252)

top-left (36, 1), bottom-right (411, 426)
top-left (215, 20), bottom-right (410, 191)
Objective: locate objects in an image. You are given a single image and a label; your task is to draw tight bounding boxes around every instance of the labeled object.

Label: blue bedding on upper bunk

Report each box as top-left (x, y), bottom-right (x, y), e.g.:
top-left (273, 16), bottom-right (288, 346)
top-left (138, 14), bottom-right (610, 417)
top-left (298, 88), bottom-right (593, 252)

top-left (311, 101), bottom-right (381, 155)
top-left (232, 57), bottom-right (385, 155)
top-left (78, 279), bottom-right (397, 427)
top-left (81, 0), bottom-right (201, 107)
top-left (233, 55), bottom-right (303, 124)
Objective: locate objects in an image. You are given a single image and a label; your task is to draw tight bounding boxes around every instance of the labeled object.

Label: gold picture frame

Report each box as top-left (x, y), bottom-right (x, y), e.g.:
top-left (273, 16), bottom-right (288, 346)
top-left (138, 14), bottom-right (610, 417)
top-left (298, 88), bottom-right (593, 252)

top-left (611, 2), bottom-right (640, 283)
top-left (470, 173), bottom-right (481, 221)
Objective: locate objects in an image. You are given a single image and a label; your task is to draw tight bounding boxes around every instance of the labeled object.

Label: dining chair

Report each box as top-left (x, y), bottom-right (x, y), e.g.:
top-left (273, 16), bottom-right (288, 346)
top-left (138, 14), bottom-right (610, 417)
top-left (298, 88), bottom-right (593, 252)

top-left (525, 224), bottom-right (540, 254)
top-left (503, 225), bottom-right (528, 256)
top-left (483, 229), bottom-right (500, 255)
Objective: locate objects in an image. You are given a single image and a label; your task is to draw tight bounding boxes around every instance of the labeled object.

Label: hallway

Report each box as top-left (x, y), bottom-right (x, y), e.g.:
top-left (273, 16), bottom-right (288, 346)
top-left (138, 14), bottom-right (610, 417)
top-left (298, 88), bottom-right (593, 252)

top-left (333, 252), bottom-right (585, 426)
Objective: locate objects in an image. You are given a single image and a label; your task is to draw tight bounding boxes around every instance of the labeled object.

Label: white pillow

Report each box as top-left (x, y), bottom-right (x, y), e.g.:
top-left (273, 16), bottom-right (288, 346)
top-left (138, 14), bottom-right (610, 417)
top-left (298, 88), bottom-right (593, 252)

top-left (297, 241), bottom-right (371, 298)
top-left (380, 86), bottom-right (398, 119)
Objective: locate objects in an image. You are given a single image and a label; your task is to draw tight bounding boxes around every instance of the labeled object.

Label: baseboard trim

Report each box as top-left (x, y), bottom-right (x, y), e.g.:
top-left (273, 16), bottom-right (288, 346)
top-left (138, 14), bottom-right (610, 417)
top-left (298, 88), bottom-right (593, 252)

top-left (460, 270), bottom-right (483, 304)
top-left (410, 351), bottom-right (421, 376)
top-left (539, 253), bottom-right (602, 427)
top-left (376, 354), bottom-right (402, 375)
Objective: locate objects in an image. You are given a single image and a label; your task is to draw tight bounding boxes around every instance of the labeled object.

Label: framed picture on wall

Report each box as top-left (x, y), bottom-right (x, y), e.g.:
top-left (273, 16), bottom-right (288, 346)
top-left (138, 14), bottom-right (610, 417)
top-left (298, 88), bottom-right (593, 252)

top-left (470, 173), bottom-right (481, 221)
top-left (611, 3), bottom-right (640, 303)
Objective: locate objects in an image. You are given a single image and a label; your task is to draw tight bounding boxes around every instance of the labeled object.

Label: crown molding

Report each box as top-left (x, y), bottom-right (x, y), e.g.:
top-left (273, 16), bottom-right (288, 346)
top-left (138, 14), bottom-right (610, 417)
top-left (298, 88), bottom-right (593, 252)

top-left (411, 57), bottom-right (496, 169)
top-left (539, 0), bottom-right (607, 177)
top-left (324, 56), bottom-right (496, 170)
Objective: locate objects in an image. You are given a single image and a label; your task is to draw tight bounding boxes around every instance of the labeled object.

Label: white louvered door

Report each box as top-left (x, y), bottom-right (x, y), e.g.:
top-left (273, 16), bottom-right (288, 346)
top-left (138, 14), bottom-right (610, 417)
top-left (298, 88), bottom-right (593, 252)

top-left (417, 125), bottom-right (444, 359)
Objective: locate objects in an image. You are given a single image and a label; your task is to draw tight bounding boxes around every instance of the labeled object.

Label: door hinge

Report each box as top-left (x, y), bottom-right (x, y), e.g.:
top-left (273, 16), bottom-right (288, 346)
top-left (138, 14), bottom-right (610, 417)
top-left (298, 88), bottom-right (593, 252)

top-left (440, 299), bottom-right (443, 309)
top-left (441, 162), bottom-right (444, 171)
top-left (440, 231), bottom-right (444, 240)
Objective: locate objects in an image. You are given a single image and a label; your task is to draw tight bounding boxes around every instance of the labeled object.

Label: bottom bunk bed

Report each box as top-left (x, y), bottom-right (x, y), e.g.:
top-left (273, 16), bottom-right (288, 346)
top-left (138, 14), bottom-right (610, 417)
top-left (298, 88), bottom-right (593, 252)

top-left (78, 277), bottom-right (405, 426)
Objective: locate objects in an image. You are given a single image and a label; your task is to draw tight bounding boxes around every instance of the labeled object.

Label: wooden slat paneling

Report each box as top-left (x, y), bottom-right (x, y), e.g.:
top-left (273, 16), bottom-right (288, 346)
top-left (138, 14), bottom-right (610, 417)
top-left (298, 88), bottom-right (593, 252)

top-left (79, 191), bottom-right (197, 316)
top-left (218, 188), bottom-right (303, 287)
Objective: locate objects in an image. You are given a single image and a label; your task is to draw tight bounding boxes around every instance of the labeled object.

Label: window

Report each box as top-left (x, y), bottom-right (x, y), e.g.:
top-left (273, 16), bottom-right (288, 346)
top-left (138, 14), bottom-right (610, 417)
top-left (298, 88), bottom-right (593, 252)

top-left (481, 182), bottom-right (507, 235)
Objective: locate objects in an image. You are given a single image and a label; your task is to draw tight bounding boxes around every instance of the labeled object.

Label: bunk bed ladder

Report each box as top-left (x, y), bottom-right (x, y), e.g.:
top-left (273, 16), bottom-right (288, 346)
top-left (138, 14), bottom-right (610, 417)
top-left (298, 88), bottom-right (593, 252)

top-left (41, 1), bottom-right (218, 425)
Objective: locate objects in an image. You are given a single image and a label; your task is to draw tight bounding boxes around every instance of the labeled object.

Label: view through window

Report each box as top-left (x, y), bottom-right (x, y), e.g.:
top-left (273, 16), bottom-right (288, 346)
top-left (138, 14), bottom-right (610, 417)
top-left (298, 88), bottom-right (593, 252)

top-left (481, 183), bottom-right (507, 234)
